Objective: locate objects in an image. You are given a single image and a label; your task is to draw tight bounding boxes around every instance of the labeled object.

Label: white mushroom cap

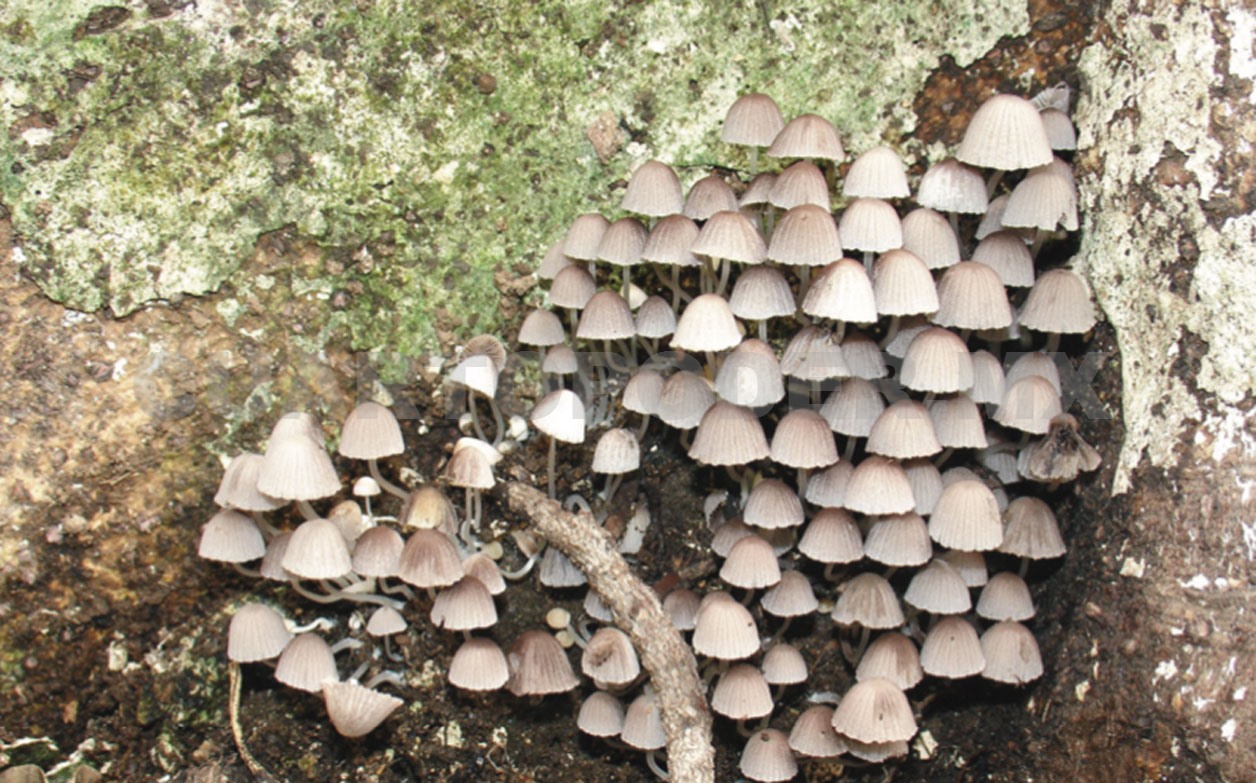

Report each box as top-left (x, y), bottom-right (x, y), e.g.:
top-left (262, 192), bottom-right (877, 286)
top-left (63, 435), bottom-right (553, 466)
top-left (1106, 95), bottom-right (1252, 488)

top-left (920, 616), bottom-right (986, 679)
top-left (722, 93), bottom-right (785, 147)
top-left (956, 93), bottom-right (1053, 171)
top-left (227, 603), bottom-right (292, 663)
top-left (448, 637), bottom-right (509, 692)
top-left (339, 401), bottom-right (404, 460)
top-left (830, 677), bottom-right (917, 743)
top-left (768, 113), bottom-right (845, 160)
top-left (275, 633), bottom-right (339, 693)
top-left (322, 680), bottom-right (403, 738)
top-left (531, 389), bottom-right (586, 444)
top-left (740, 729), bottom-right (799, 783)
top-left (843, 145), bottom-right (910, 199)
top-left (621, 160), bottom-right (684, 217)
top-left (981, 621), bottom-right (1044, 684)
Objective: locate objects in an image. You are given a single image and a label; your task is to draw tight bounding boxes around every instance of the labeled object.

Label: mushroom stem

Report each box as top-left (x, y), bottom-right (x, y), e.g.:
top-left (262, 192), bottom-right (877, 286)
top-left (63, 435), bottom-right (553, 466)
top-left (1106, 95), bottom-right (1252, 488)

top-left (290, 579), bottom-right (405, 610)
top-left (365, 670), bottom-right (406, 691)
top-left (468, 393), bottom-right (490, 443)
top-left (1019, 556), bottom-right (1031, 580)
top-left (250, 511), bottom-right (282, 540)
top-left (368, 458), bottom-right (408, 500)
top-left (645, 750), bottom-right (671, 781)
top-left (230, 562), bottom-right (262, 579)
top-left (296, 500), bottom-right (319, 521)
top-left (933, 446), bottom-right (955, 469)
top-left (636, 413), bottom-right (652, 441)
top-left (880, 315), bottom-right (902, 349)
top-left (1044, 332), bottom-right (1062, 354)
top-left (546, 437), bottom-right (558, 500)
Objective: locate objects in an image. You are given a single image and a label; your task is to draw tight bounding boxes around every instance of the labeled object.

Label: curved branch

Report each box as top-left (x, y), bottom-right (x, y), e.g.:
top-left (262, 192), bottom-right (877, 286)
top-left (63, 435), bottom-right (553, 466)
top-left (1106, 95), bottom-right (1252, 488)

top-left (505, 482), bottom-right (714, 783)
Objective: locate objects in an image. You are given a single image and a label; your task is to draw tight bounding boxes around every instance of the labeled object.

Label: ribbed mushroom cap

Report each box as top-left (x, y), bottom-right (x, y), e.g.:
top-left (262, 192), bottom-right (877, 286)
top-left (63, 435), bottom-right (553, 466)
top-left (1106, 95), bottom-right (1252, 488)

top-left (691, 210), bottom-right (767, 263)
top-left (323, 681), bottom-right (403, 738)
top-left (449, 352), bottom-right (500, 398)
top-left (657, 370), bottom-right (716, 430)
top-left (448, 637), bottom-right (509, 692)
top-left (1040, 107), bottom-right (1077, 150)
top-left (258, 429), bottom-right (341, 502)
top-left (798, 507), bottom-right (863, 564)
top-left (729, 265), bottom-right (795, 321)
top-left (904, 558), bottom-right (972, 615)
top-left (934, 261), bottom-right (1014, 330)
top-left (710, 516), bottom-right (758, 557)
top-left (790, 705), bottom-right (849, 758)
top-left (692, 592), bottom-right (760, 660)
top-left (916, 158), bottom-right (989, 214)
top-left (867, 399), bottom-right (943, 460)
top-left (531, 389), bottom-right (586, 443)
top-left (283, 518), bottom-right (352, 580)
top-left (831, 677), bottom-right (917, 743)
top-left (883, 316), bottom-right (929, 359)
top-left (872, 249), bottom-right (939, 317)
top-left (981, 621), bottom-right (1044, 684)
top-left (1003, 169), bottom-right (1078, 231)
top-left (200, 509), bottom-right (266, 563)
top-left (540, 344), bottom-right (578, 376)
top-left (671, 293), bottom-right (743, 353)
top-left (1019, 268), bottom-right (1096, 334)
top-left (804, 461), bottom-right (854, 508)
top-left (431, 575), bottom-right (498, 631)
top-left (941, 549), bottom-right (989, 588)
top-left (972, 230), bottom-right (1035, 288)
top-left (929, 394), bottom-right (989, 449)
top-left (977, 572), bottom-right (1036, 621)
top-left (663, 587), bottom-right (702, 631)
top-left (259, 533), bottom-right (293, 582)
top-left (844, 146), bottom-right (910, 199)
top-left (743, 478), bottom-right (806, 529)
top-left (562, 213), bottom-right (610, 260)
top-left (903, 457), bottom-right (944, 516)
top-left (721, 535), bottom-right (782, 590)
top-left (457, 553), bottom-right (503, 597)
top-left (276, 633), bottom-right (339, 693)
top-left (838, 198), bottom-right (903, 253)
top-left (767, 160), bottom-right (830, 210)
top-left (622, 368), bottom-right (665, 416)
top-left (976, 193), bottom-right (1013, 240)
top-left (596, 217), bottom-right (649, 267)
top-left (215, 452), bottom-right (283, 512)
top-left (227, 603), bottom-right (292, 663)
top-left (716, 339), bottom-right (785, 408)
top-left (581, 627), bottom-right (641, 686)
top-left (351, 525), bottom-right (404, 577)
top-left (518, 308), bottom-right (566, 347)
top-left (539, 546), bottom-right (587, 588)
top-left (901, 327), bottom-right (975, 395)
top-left (781, 325), bottom-right (850, 381)
top-left (1001, 496), bottom-right (1066, 559)
top-left (576, 290), bottom-right (636, 341)
top-left (820, 377), bottom-right (885, 438)
top-left (577, 691), bottom-right (626, 738)
top-left (683, 173), bottom-right (739, 220)
top-left (641, 213), bottom-right (701, 266)
top-left (900, 207), bottom-right (961, 271)
top-left (1006, 351), bottom-right (1063, 394)
top-left (366, 605), bottom-right (407, 637)
top-left (864, 513), bottom-right (932, 568)
top-left (802, 258), bottom-right (878, 324)
top-left (688, 402), bottom-right (770, 466)
top-left (845, 456), bottom-right (915, 515)
top-left (591, 428), bottom-right (640, 475)
top-left (712, 663), bottom-right (774, 720)
top-left (767, 204), bottom-right (842, 266)
top-left (621, 692), bottom-right (666, 751)
top-left (739, 172), bottom-right (778, 207)
top-left (399, 485), bottom-right (458, 535)
top-left (635, 295), bottom-right (678, 339)
top-left (622, 160), bottom-right (684, 216)
top-left (929, 479), bottom-right (1004, 551)
top-left (339, 402), bottom-right (404, 460)
top-left (956, 93), bottom-right (1053, 171)
top-left (723, 93), bottom-right (786, 146)
top-left (969, 349), bottom-right (1007, 405)
top-left (841, 332), bottom-right (887, 379)
top-left (761, 571), bottom-right (819, 619)
top-left (995, 375), bottom-right (1062, 435)
top-left (506, 630), bottom-right (579, 696)
top-left (771, 409), bottom-right (838, 469)
top-left (270, 410), bottom-right (327, 445)
top-left (549, 264), bottom-right (597, 310)
top-left (762, 643), bottom-right (808, 687)
top-left (398, 529), bottom-right (463, 589)
top-left (768, 113), bottom-right (844, 160)
top-left (857, 632), bottom-right (923, 690)
top-left (444, 444), bottom-right (495, 490)
top-left (536, 239), bottom-right (572, 280)
top-left (832, 572), bottom-right (904, 629)
top-left (920, 616), bottom-right (986, 679)
top-left (740, 729), bottom-right (798, 783)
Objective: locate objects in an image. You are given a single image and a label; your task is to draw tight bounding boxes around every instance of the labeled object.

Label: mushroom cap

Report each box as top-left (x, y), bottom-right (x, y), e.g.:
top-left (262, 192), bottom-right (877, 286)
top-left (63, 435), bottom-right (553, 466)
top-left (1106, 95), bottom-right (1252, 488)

top-left (770, 408), bottom-right (838, 469)
top-left (789, 705), bottom-right (848, 758)
top-left (339, 401), bottom-right (404, 460)
top-left (798, 507), bottom-right (864, 564)
top-left (956, 93), bottom-right (1053, 171)
top-left (820, 377), bottom-right (885, 438)
top-left (863, 513), bottom-right (932, 568)
top-left (199, 509), bottom-right (266, 564)
top-left (901, 327), bottom-right (974, 394)
top-left (322, 680), bottom-right (403, 738)
top-left (671, 293), bottom-right (743, 353)
top-left (622, 368), bottom-right (665, 416)
top-left (856, 632), bottom-right (923, 690)
top-left (845, 456), bottom-right (915, 516)
top-left (743, 478), bottom-right (806, 529)
top-left (399, 484), bottom-right (458, 534)
top-left (275, 633), bottom-right (339, 693)
top-left (549, 264), bottom-right (597, 309)
top-left (722, 93), bottom-right (785, 147)
top-left (581, 627), bottom-right (641, 686)
top-left (449, 637), bottom-right (509, 692)
top-left (929, 480), bottom-right (1004, 551)
top-left (688, 402), bottom-right (770, 466)
top-left (351, 525), bottom-right (404, 578)
top-left (715, 340), bottom-right (785, 408)
top-left (621, 160), bottom-right (683, 216)
top-left (760, 571), bottom-right (819, 619)
top-left (838, 198), bottom-right (903, 254)
top-left (977, 572), bottom-right (1036, 621)
top-left (684, 173), bottom-right (740, 221)
top-left (1018, 267), bottom-right (1097, 334)
top-left (981, 621), bottom-right (1044, 684)
top-left (506, 630), bottom-right (579, 696)
top-left (397, 529), bottom-right (463, 589)
top-left (730, 265), bottom-right (795, 321)
top-left (562, 213), bottom-right (610, 260)
top-left (518, 308), bottom-right (566, 347)
top-left (577, 691), bottom-right (626, 737)
top-left (283, 518), bottom-right (353, 580)
top-left (692, 592), bottom-right (760, 660)
top-left (215, 452), bottom-right (283, 512)
top-left (867, 399), bottom-right (942, 460)
top-left (843, 145), bottom-right (910, 199)
top-left (904, 558), bottom-right (973, 615)
top-left (635, 295), bottom-right (678, 339)
top-left (720, 535), bottom-right (782, 590)
top-left (781, 325), bottom-right (850, 381)
top-left (929, 394), bottom-right (989, 450)
top-left (916, 158), bottom-right (989, 214)
top-left (768, 113), bottom-right (845, 160)
top-left (842, 331), bottom-right (889, 380)
top-left (366, 605), bottom-right (407, 637)
top-left (258, 426), bottom-right (341, 502)
top-left (576, 290), bottom-right (636, 341)
top-left (768, 160), bottom-right (830, 210)
top-left (973, 230), bottom-right (1036, 288)
top-left (1003, 169), bottom-right (1078, 232)
top-left (803, 460), bottom-right (854, 508)
top-left (591, 427), bottom-right (641, 474)
top-left (641, 213), bottom-right (701, 266)
top-left (711, 663), bottom-right (774, 720)
top-left (767, 203), bottom-right (843, 266)
top-left (920, 616), bottom-right (986, 679)
top-left (740, 728), bottom-right (799, 783)
top-left (657, 370), bottom-right (716, 430)
top-left (830, 677), bottom-right (917, 744)
top-left (933, 261), bottom-right (1013, 331)
top-left (531, 389), bottom-right (586, 443)
top-left (690, 210), bottom-right (767, 264)
top-left (872, 249), bottom-right (939, 317)
top-left (227, 602), bottom-right (291, 663)
top-left (621, 692), bottom-right (666, 751)
top-left (444, 443), bottom-right (495, 490)
top-left (1000, 496), bottom-right (1066, 559)
top-left (802, 258), bottom-right (878, 324)
top-left (900, 207), bottom-right (962, 270)
top-left (995, 375), bottom-right (1062, 435)
top-left (449, 353), bottom-right (499, 398)
top-left (832, 572), bottom-right (904, 629)
top-left (431, 575), bottom-right (498, 631)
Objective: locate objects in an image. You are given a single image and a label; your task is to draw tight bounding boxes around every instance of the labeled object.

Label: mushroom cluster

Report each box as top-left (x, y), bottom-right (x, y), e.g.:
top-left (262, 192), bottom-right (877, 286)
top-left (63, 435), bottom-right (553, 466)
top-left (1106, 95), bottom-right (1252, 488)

top-left (517, 85), bottom-right (1097, 777)
top-left (200, 84), bottom-right (1100, 781)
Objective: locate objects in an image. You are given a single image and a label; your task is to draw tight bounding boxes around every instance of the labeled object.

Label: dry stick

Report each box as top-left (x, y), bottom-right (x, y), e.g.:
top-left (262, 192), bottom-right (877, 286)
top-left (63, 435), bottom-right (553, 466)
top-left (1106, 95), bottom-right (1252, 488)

top-left (506, 482), bottom-right (714, 783)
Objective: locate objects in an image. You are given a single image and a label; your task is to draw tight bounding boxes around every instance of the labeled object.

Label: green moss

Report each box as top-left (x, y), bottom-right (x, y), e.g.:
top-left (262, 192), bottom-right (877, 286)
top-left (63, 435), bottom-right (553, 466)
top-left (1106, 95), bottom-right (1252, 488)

top-left (2, 0), bottom-right (1025, 354)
